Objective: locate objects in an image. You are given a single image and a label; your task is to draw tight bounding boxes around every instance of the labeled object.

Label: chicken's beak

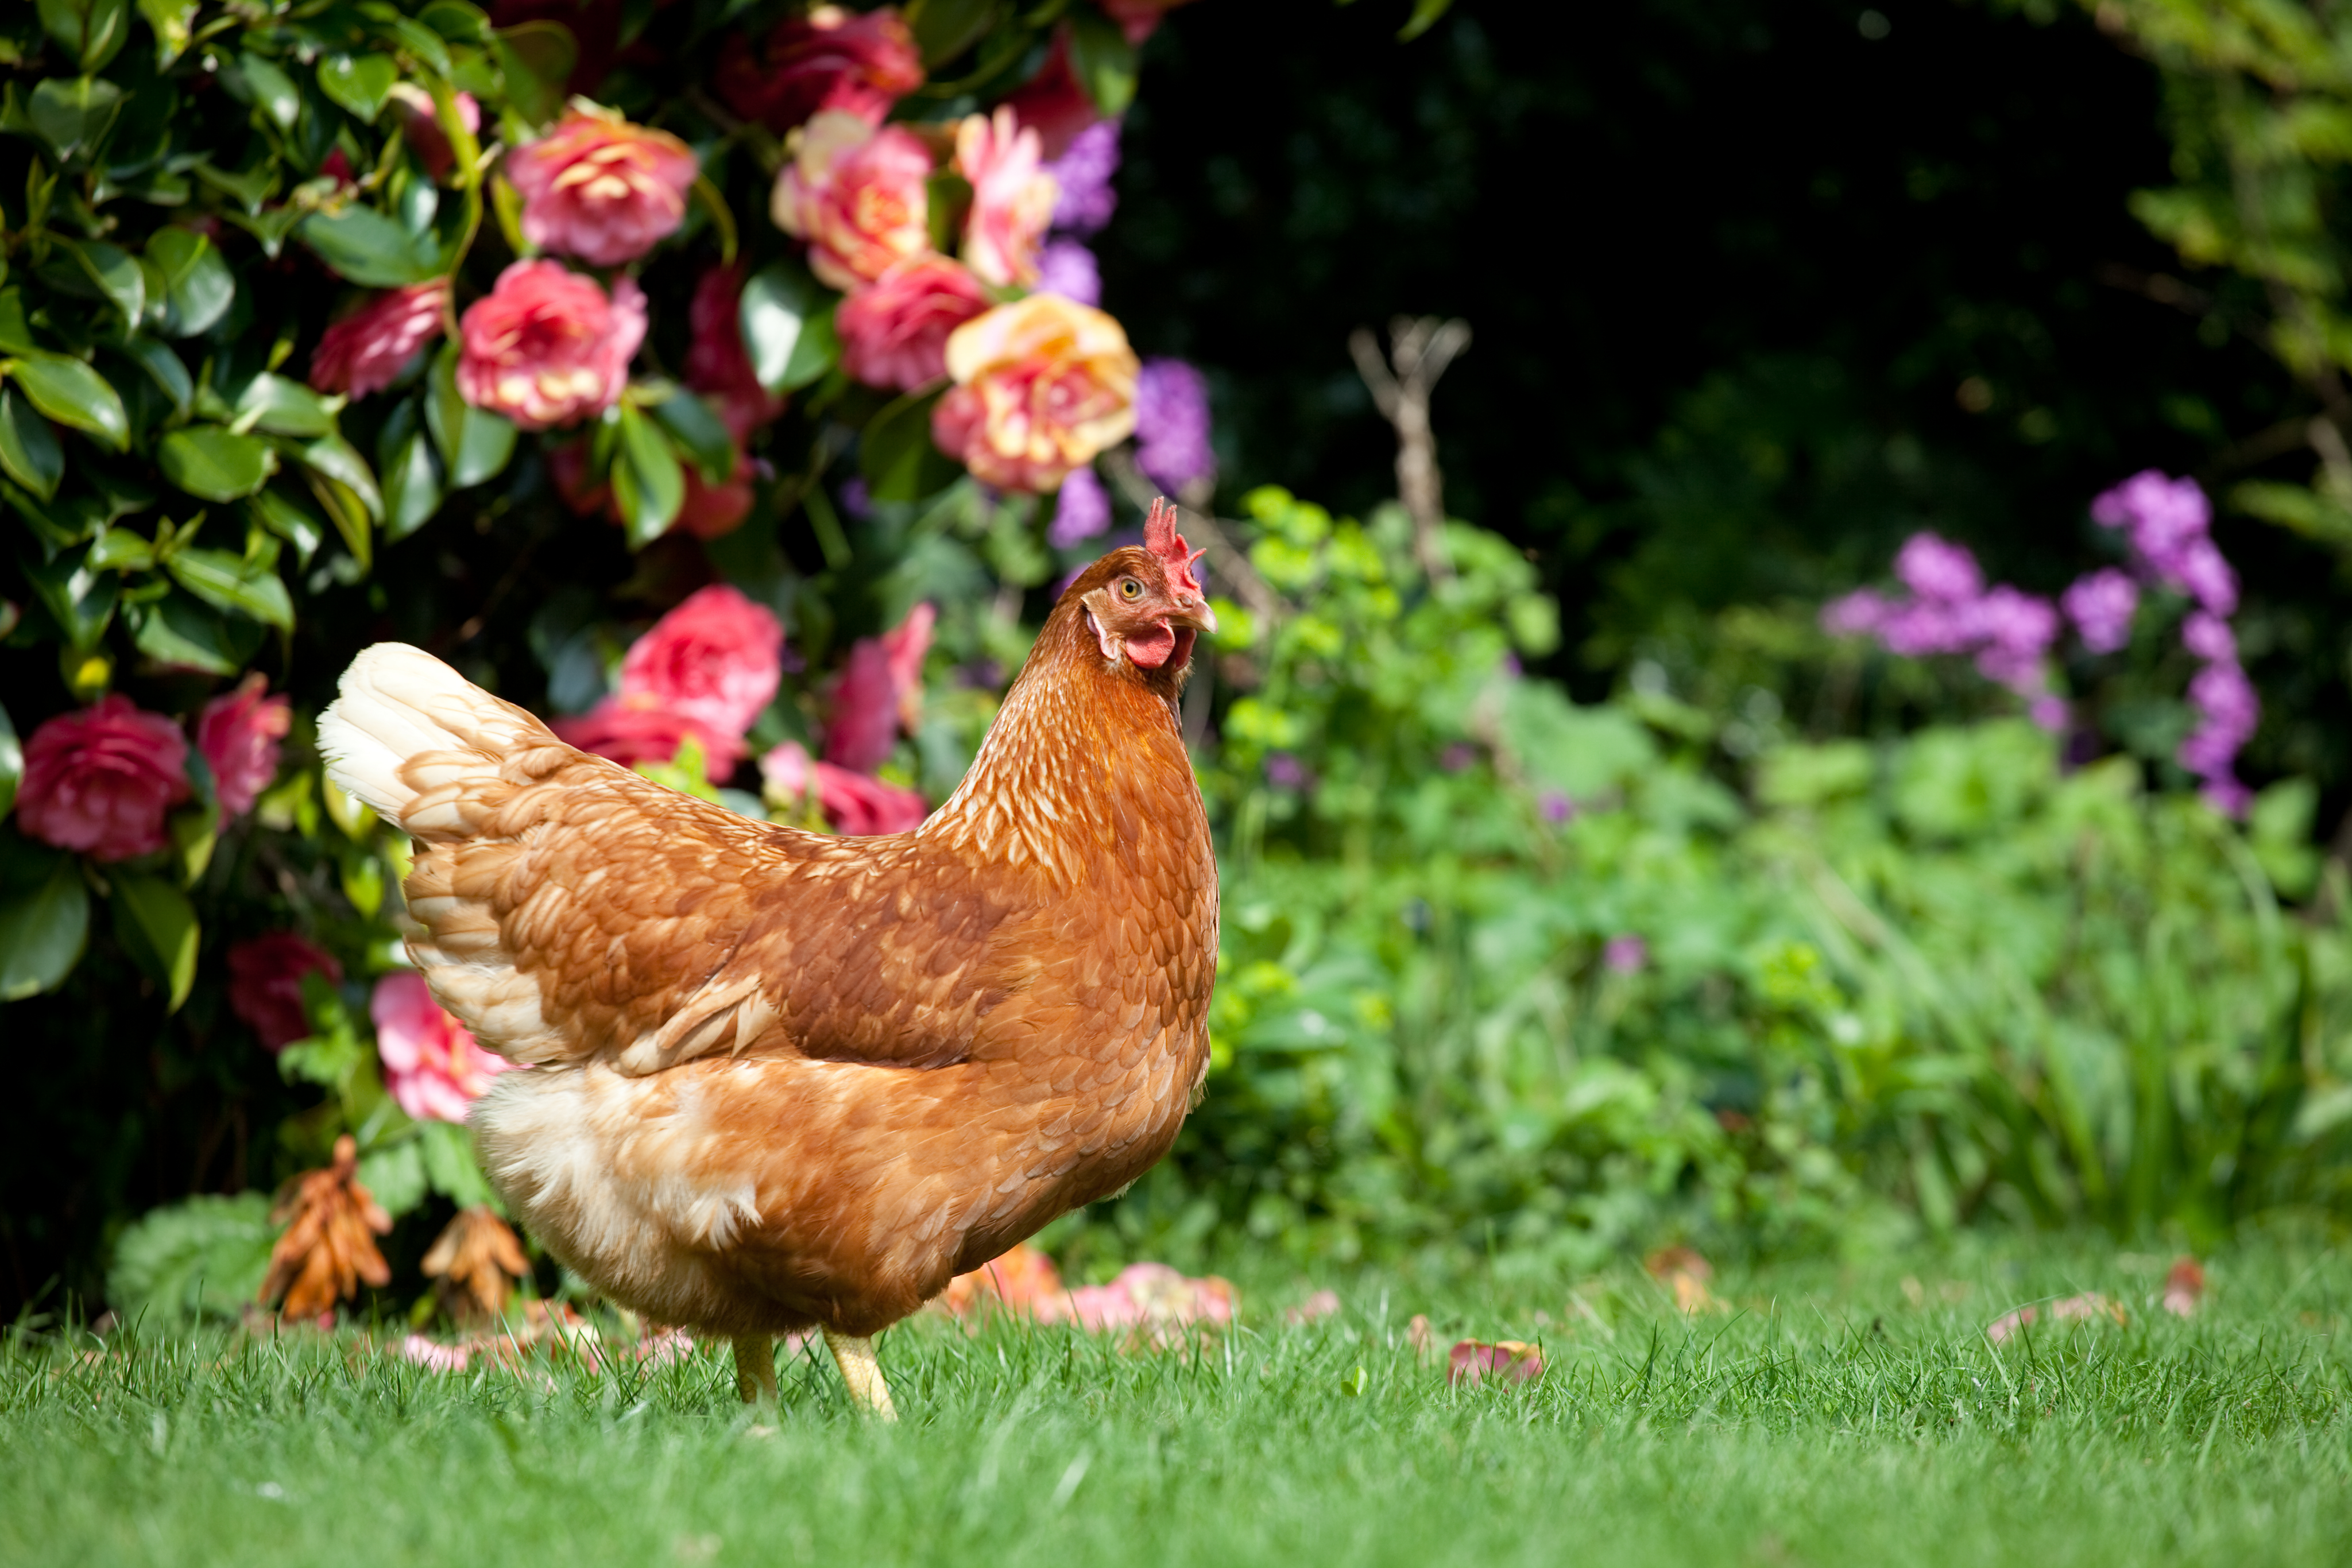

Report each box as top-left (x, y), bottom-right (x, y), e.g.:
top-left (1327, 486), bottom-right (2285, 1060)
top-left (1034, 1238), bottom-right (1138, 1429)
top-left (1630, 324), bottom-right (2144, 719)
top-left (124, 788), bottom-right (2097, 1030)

top-left (1174, 595), bottom-right (1219, 636)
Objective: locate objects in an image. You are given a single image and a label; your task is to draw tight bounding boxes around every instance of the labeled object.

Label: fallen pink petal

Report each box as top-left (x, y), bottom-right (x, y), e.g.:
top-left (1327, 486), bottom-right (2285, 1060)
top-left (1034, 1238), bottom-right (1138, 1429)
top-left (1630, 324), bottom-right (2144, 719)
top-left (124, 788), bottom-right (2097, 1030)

top-left (1448, 1339), bottom-right (1543, 1387)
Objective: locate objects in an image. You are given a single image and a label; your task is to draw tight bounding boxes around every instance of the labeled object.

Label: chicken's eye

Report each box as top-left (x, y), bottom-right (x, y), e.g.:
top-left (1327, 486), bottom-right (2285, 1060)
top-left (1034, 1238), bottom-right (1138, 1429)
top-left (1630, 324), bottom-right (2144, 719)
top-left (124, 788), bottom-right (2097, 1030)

top-left (1119, 578), bottom-right (1143, 600)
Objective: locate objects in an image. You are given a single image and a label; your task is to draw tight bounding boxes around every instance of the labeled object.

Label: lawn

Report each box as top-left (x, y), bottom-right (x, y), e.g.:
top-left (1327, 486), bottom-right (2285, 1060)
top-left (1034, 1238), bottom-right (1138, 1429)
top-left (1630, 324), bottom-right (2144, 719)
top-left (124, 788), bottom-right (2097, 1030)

top-left (5, 1238), bottom-right (2348, 1568)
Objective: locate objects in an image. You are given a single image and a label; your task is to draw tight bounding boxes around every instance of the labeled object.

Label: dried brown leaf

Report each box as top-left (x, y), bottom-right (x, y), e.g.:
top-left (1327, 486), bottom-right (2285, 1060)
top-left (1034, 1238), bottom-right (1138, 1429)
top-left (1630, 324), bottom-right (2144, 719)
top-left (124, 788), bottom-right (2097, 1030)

top-left (258, 1135), bottom-right (392, 1322)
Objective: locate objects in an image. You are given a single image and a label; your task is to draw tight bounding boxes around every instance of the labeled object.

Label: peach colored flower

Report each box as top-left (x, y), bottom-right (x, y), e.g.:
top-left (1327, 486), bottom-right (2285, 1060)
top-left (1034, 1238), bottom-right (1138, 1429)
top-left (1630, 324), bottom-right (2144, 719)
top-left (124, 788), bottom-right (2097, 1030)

top-left (716, 4), bottom-right (923, 133)
top-left (456, 261), bottom-right (645, 430)
top-left (760, 742), bottom-right (926, 835)
top-left (837, 254), bottom-right (990, 392)
top-left (931, 295), bottom-right (1138, 491)
top-left (309, 282), bottom-right (447, 397)
top-left (506, 107), bottom-right (698, 266)
top-left (372, 971), bottom-right (513, 1123)
top-left (17, 695), bottom-right (192, 862)
top-left (551, 697), bottom-right (746, 781)
top-left (227, 932), bottom-right (342, 1051)
top-left (956, 107), bottom-right (1057, 288)
top-left (824, 603), bottom-right (934, 773)
top-left (195, 673), bottom-right (291, 819)
top-left (685, 264), bottom-right (787, 442)
top-left (770, 111), bottom-right (933, 292)
top-left (620, 584), bottom-right (784, 743)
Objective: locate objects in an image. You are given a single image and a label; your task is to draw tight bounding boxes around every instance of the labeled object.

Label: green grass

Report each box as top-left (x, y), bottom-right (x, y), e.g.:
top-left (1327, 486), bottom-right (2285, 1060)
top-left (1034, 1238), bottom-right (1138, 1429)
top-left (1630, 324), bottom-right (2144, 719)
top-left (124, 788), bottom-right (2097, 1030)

top-left (6, 1238), bottom-right (2350, 1567)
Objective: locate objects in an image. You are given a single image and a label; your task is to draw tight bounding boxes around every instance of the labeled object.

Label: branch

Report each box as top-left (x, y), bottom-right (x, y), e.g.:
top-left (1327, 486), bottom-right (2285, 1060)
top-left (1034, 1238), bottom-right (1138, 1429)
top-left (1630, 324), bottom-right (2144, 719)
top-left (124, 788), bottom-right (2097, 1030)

top-left (1351, 315), bottom-right (1471, 581)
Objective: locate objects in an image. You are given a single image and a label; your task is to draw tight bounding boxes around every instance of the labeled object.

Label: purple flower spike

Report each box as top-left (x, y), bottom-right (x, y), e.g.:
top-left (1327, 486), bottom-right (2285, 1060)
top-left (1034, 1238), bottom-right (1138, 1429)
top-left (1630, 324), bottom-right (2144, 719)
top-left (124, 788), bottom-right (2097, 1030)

top-left (1603, 934), bottom-right (1648, 974)
top-left (2029, 694), bottom-right (2069, 733)
top-left (1134, 358), bottom-right (1216, 494)
top-left (1539, 790), bottom-right (1576, 823)
top-left (2175, 538), bottom-right (2238, 617)
top-left (2181, 610), bottom-right (2235, 664)
top-left (1894, 532), bottom-right (1984, 604)
top-left (2062, 568), bottom-right (2138, 653)
top-left (1045, 119), bottom-right (1120, 237)
top-left (1049, 464), bottom-right (1111, 548)
top-left (1879, 601), bottom-right (1972, 657)
top-left (1266, 752), bottom-right (1307, 789)
top-left (1035, 238), bottom-right (1101, 306)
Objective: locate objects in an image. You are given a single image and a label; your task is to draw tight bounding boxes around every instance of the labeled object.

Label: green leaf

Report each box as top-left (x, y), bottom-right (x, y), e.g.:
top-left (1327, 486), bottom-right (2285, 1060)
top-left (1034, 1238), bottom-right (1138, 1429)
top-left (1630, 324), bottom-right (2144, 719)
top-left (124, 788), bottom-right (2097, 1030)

top-left (493, 21), bottom-right (578, 128)
top-left (612, 404), bottom-right (685, 548)
top-left (247, 482), bottom-right (326, 566)
top-left (85, 525), bottom-right (155, 571)
top-left (0, 291), bottom-right (37, 356)
top-left (20, 545), bottom-right (118, 647)
top-left (357, 1140), bottom-right (428, 1218)
top-left (119, 336), bottom-right (193, 418)
top-left (417, 1119), bottom-right (501, 1209)
top-left (425, 343), bottom-right (516, 489)
top-left (6, 351), bottom-right (129, 450)
top-left (130, 589), bottom-right (264, 675)
top-left (165, 545), bottom-right (294, 629)
top-left (1067, 6), bottom-right (1139, 119)
top-left (308, 474), bottom-right (373, 571)
top-left (111, 866), bottom-right (198, 1012)
top-left (136, 0), bottom-right (201, 68)
top-left (366, 9), bottom-right (454, 78)
top-left (650, 389), bottom-right (736, 483)
top-left (158, 425), bottom-right (278, 501)
top-left (740, 261), bottom-right (840, 394)
top-left (3, 479), bottom-right (104, 555)
top-left (145, 227), bottom-right (236, 338)
top-left (234, 372), bottom-right (341, 438)
top-left (296, 206), bottom-right (449, 288)
top-left (905, 0), bottom-right (1000, 68)
top-left (0, 386), bottom-right (64, 501)
top-left (292, 433), bottom-right (382, 521)
top-left (229, 51), bottom-right (300, 131)
top-left (419, 1), bottom-right (493, 44)
top-left (107, 1191), bottom-right (274, 1322)
top-left (380, 428), bottom-right (443, 541)
top-left (192, 158), bottom-right (276, 215)
top-left (26, 76), bottom-right (122, 163)
top-left (0, 701), bottom-right (20, 820)
top-left (316, 52), bottom-right (399, 122)
top-left (0, 834), bottom-right (90, 1000)
top-left (65, 239), bottom-right (144, 328)
top-left (861, 385), bottom-right (957, 503)
top-left (38, 0), bottom-right (133, 72)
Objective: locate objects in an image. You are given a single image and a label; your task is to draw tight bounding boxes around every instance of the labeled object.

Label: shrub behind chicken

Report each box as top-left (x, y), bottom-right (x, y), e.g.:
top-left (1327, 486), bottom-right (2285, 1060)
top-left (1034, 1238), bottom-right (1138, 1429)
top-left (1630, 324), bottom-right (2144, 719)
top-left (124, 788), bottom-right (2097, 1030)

top-left (319, 501), bottom-right (1220, 1415)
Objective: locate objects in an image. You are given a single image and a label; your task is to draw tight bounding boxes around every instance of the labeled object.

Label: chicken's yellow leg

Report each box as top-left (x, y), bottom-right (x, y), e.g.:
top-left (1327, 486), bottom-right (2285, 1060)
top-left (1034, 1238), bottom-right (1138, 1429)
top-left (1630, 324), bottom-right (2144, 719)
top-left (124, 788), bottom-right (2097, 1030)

top-left (733, 1335), bottom-right (777, 1404)
top-left (822, 1328), bottom-right (898, 1422)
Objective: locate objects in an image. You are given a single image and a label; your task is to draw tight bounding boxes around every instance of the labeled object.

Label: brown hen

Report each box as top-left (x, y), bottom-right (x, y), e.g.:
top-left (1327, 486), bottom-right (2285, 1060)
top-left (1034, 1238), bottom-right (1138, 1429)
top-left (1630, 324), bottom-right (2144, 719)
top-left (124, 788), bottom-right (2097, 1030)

top-left (319, 501), bottom-right (1219, 1415)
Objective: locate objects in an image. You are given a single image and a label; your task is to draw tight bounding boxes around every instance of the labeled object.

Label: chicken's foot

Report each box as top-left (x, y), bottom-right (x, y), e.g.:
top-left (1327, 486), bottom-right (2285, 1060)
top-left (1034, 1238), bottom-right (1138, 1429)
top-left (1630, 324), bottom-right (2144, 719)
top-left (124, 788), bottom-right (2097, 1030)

top-left (822, 1329), bottom-right (898, 1422)
top-left (733, 1335), bottom-right (777, 1404)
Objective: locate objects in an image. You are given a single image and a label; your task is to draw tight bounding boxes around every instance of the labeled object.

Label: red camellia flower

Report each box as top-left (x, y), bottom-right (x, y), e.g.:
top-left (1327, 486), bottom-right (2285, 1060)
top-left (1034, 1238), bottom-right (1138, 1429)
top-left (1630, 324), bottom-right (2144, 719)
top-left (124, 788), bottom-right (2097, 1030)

top-left (932, 295), bottom-right (1139, 491)
top-left (678, 455), bottom-right (756, 541)
top-left (717, 3), bottom-right (923, 133)
top-left (195, 672), bottom-right (292, 820)
top-left (227, 932), bottom-right (343, 1051)
top-left (505, 107), bottom-right (699, 267)
top-left (309, 281), bottom-right (448, 398)
top-left (685, 264), bottom-right (787, 442)
top-left (760, 742), bottom-right (927, 835)
top-left (837, 254), bottom-right (990, 392)
top-left (770, 111), bottom-right (933, 292)
top-left (1000, 32), bottom-right (1098, 161)
top-left (956, 107), bottom-right (1058, 289)
top-left (457, 261), bottom-right (646, 430)
top-left (551, 696), bottom-right (748, 781)
top-left (17, 695), bottom-right (193, 862)
top-left (825, 603), bottom-right (935, 772)
top-left (619, 584), bottom-right (785, 743)
top-left (372, 972), bottom-right (513, 1124)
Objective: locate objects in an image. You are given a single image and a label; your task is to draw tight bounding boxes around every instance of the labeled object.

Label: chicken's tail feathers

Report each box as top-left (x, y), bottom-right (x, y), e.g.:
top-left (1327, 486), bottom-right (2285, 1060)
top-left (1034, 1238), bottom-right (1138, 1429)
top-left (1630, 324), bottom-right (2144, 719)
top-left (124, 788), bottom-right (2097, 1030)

top-left (319, 643), bottom-right (555, 828)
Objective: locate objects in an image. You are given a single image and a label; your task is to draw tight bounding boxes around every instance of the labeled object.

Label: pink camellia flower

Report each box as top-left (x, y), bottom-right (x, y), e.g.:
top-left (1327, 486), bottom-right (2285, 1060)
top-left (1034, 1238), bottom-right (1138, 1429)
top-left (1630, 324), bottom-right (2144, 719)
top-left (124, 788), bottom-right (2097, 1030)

top-left (17, 695), bottom-right (192, 862)
top-left (770, 111), bottom-right (934, 292)
top-left (932, 295), bottom-right (1139, 491)
top-left (226, 932), bottom-right (343, 1051)
top-left (956, 107), bottom-right (1058, 289)
top-left (195, 673), bottom-right (291, 820)
top-left (836, 254), bottom-right (991, 392)
top-left (684, 265), bottom-right (787, 442)
top-left (760, 742), bottom-right (927, 835)
top-left (551, 696), bottom-right (747, 781)
top-left (372, 971), bottom-right (512, 1124)
top-left (506, 107), bottom-right (699, 267)
top-left (716, 4), bottom-right (923, 133)
top-left (618, 584), bottom-right (784, 744)
top-left (825, 603), bottom-right (935, 772)
top-left (456, 261), bottom-right (646, 430)
top-left (309, 281), bottom-right (448, 398)
top-left (384, 84), bottom-right (481, 181)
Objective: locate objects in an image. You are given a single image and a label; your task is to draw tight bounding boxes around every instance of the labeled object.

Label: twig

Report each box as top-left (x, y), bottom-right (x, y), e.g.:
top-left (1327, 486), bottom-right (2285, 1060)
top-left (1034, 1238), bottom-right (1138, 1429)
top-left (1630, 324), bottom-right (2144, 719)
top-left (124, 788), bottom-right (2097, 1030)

top-left (1349, 315), bottom-right (1471, 581)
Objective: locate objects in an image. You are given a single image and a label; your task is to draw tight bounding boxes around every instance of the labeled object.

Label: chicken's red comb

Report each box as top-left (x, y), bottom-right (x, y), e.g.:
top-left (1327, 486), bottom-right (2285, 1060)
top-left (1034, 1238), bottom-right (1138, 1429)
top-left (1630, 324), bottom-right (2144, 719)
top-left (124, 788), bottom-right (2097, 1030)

top-left (1144, 497), bottom-right (1206, 598)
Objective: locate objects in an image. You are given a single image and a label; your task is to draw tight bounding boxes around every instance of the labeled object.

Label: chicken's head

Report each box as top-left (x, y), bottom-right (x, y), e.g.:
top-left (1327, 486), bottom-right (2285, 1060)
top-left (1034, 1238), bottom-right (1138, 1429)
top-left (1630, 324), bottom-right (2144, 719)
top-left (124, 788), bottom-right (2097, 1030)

top-left (1073, 497), bottom-right (1218, 675)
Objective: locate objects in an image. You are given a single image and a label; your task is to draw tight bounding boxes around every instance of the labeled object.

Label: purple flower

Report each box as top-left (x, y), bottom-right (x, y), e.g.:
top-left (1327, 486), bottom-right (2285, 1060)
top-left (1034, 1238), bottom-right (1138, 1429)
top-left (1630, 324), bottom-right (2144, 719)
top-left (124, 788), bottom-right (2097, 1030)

top-left (2187, 659), bottom-right (2259, 738)
top-left (1603, 934), bottom-right (1648, 974)
top-left (2202, 777), bottom-right (2253, 817)
top-left (2174, 537), bottom-right (2238, 617)
top-left (1049, 464), bottom-right (1111, 548)
top-left (2092, 470), bottom-right (2210, 564)
top-left (1878, 601), bottom-right (1974, 657)
top-left (1044, 119), bottom-right (1120, 237)
top-left (1034, 238), bottom-right (1101, 306)
top-left (2062, 568), bottom-right (2138, 653)
top-left (1134, 357), bottom-right (1216, 494)
top-left (2028, 694), bottom-right (2069, 733)
top-left (1821, 589), bottom-right (1890, 637)
top-left (839, 477), bottom-right (872, 519)
top-left (1266, 752), bottom-right (1307, 790)
top-left (1894, 532), bottom-right (1983, 604)
top-left (1539, 791), bottom-right (1576, 823)
top-left (2181, 610), bottom-right (2235, 664)
top-left (1441, 742), bottom-right (1479, 773)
